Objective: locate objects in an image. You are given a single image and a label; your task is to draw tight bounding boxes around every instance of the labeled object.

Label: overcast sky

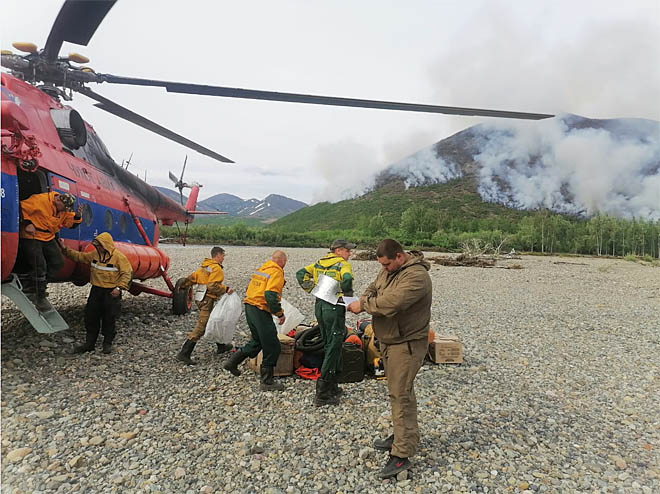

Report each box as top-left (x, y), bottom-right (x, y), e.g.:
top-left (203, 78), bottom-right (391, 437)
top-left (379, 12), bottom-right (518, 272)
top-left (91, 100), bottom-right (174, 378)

top-left (3, 0), bottom-right (659, 203)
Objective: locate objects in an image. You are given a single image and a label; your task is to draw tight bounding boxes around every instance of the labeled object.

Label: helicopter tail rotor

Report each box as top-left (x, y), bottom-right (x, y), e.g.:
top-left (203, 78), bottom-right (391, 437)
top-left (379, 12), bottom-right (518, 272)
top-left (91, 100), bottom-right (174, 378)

top-left (169, 155), bottom-right (191, 205)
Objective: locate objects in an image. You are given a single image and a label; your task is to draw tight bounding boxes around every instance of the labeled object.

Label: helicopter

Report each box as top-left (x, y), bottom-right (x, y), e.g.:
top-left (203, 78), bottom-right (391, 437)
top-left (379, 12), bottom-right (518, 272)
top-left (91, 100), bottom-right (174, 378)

top-left (1, 0), bottom-right (553, 333)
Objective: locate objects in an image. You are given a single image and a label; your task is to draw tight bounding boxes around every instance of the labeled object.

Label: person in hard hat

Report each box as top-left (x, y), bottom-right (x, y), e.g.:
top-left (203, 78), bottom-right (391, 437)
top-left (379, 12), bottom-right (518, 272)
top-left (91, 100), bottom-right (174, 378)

top-left (59, 232), bottom-right (132, 354)
top-left (18, 191), bottom-right (82, 311)
top-left (223, 250), bottom-right (288, 392)
top-left (347, 238), bottom-right (432, 480)
top-left (296, 239), bottom-right (355, 406)
top-left (176, 246), bottom-right (233, 365)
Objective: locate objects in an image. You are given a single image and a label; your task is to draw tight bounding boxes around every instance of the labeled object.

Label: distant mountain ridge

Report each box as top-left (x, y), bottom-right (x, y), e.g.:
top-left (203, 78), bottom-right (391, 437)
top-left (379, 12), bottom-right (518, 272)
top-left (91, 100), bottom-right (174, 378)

top-left (154, 187), bottom-right (307, 222)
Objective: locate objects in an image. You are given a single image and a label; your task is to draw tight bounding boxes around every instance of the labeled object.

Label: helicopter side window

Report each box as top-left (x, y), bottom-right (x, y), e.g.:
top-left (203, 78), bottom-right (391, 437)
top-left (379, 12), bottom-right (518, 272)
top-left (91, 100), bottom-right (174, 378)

top-left (119, 213), bottom-right (129, 234)
top-left (104, 210), bottom-right (113, 231)
top-left (82, 203), bottom-right (93, 226)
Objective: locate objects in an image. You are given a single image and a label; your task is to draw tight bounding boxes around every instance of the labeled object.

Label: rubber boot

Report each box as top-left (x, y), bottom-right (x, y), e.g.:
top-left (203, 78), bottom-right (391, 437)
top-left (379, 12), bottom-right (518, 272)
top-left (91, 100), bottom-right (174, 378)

top-left (259, 365), bottom-right (284, 391)
top-left (73, 333), bottom-right (97, 354)
top-left (216, 343), bottom-right (233, 354)
top-left (223, 349), bottom-right (249, 376)
top-left (177, 339), bottom-right (198, 365)
top-left (314, 378), bottom-right (339, 406)
top-left (332, 380), bottom-right (344, 397)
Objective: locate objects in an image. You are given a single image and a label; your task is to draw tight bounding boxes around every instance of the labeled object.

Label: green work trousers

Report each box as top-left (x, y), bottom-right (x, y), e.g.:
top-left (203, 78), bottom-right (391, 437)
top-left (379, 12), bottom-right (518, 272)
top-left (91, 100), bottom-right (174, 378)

top-left (241, 303), bottom-right (281, 367)
top-left (315, 299), bottom-right (346, 380)
top-left (381, 337), bottom-right (428, 458)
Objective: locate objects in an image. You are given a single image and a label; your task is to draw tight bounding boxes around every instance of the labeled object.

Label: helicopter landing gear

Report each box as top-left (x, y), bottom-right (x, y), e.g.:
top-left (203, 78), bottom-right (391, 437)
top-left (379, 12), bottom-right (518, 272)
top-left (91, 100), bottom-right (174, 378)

top-left (172, 277), bottom-right (193, 315)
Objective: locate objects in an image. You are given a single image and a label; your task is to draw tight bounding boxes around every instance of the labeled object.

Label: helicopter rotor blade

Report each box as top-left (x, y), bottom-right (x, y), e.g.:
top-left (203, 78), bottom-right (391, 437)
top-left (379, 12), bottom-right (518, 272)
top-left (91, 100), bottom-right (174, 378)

top-left (78, 87), bottom-right (234, 163)
top-left (100, 74), bottom-right (554, 120)
top-left (43, 0), bottom-right (117, 61)
top-left (168, 171), bottom-right (179, 184)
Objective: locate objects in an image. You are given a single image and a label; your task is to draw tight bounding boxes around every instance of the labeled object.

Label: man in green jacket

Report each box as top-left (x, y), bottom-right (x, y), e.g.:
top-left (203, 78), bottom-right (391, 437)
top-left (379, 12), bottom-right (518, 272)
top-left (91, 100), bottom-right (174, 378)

top-left (348, 238), bottom-right (432, 479)
top-left (297, 239), bottom-right (355, 406)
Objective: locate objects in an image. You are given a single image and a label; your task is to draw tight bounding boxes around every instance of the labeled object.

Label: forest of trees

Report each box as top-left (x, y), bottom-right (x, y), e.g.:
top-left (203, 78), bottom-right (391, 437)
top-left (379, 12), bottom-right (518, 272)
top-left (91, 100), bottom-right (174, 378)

top-left (162, 207), bottom-right (660, 260)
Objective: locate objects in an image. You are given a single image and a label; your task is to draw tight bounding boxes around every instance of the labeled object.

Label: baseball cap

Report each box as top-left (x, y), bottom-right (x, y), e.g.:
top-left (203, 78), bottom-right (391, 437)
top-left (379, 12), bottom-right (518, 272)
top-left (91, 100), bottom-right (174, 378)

top-left (57, 193), bottom-right (76, 211)
top-left (330, 239), bottom-right (357, 250)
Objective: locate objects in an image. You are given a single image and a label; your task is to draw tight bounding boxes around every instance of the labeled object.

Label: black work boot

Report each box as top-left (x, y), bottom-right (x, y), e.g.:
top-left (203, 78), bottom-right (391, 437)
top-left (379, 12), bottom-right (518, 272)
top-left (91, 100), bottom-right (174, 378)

top-left (102, 342), bottom-right (112, 354)
top-left (332, 380), bottom-right (344, 397)
top-left (73, 342), bottom-right (95, 354)
top-left (177, 339), bottom-right (198, 365)
top-left (373, 434), bottom-right (394, 451)
top-left (379, 455), bottom-right (410, 479)
top-left (216, 343), bottom-right (233, 354)
top-left (314, 378), bottom-right (339, 406)
top-left (223, 350), bottom-right (249, 376)
top-left (259, 365), bottom-right (284, 391)
top-left (73, 334), bottom-right (96, 354)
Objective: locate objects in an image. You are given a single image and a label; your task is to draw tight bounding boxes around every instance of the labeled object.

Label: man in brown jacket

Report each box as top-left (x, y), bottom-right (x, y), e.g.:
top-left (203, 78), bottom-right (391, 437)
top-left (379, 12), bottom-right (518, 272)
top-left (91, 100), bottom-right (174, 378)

top-left (348, 238), bottom-right (432, 479)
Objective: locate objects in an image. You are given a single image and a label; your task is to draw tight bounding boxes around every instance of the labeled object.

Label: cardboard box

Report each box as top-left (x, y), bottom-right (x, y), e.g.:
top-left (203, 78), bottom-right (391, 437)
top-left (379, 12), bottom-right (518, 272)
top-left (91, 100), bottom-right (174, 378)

top-left (429, 335), bottom-right (463, 364)
top-left (248, 334), bottom-right (295, 376)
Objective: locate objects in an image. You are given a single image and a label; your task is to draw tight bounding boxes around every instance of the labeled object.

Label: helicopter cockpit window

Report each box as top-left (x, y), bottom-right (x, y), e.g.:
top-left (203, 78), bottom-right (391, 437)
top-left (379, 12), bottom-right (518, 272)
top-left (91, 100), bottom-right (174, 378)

top-left (105, 210), bottom-right (113, 231)
top-left (82, 203), bottom-right (93, 227)
top-left (69, 129), bottom-right (117, 177)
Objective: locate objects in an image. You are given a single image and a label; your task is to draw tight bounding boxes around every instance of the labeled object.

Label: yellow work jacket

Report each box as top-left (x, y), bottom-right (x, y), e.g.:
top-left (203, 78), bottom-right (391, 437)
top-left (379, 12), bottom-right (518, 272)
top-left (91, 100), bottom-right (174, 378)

top-left (297, 253), bottom-right (354, 297)
top-left (243, 260), bottom-right (285, 316)
top-left (185, 258), bottom-right (227, 299)
top-left (61, 232), bottom-right (132, 290)
top-left (20, 191), bottom-right (81, 242)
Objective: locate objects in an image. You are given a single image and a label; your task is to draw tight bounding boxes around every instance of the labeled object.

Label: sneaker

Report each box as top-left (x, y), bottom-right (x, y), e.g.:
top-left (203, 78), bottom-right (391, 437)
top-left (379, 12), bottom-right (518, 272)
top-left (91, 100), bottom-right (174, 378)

top-left (378, 455), bottom-right (410, 479)
top-left (373, 434), bottom-right (394, 451)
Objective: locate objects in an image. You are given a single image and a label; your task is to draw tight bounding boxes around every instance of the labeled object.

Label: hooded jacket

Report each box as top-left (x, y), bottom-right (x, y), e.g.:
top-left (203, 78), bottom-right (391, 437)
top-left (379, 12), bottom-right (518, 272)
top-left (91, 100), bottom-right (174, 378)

top-left (360, 251), bottom-right (432, 345)
top-left (20, 192), bottom-right (82, 242)
top-left (185, 258), bottom-right (227, 299)
top-left (61, 232), bottom-right (132, 290)
top-left (244, 260), bottom-right (285, 316)
top-left (296, 253), bottom-right (354, 297)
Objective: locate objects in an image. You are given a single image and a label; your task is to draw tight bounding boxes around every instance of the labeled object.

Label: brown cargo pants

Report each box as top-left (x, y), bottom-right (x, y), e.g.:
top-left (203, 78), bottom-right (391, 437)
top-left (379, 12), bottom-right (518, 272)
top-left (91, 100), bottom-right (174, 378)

top-left (187, 296), bottom-right (215, 341)
top-left (381, 337), bottom-right (428, 458)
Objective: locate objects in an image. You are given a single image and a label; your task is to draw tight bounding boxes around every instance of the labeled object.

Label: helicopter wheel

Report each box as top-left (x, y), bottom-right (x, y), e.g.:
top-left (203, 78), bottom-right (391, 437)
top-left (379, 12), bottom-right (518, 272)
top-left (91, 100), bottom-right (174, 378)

top-left (172, 277), bottom-right (193, 315)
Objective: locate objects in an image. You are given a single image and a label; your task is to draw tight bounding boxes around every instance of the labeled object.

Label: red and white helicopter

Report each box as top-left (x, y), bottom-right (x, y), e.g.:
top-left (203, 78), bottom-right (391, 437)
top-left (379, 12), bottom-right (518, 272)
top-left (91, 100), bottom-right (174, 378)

top-left (1, 0), bottom-right (552, 332)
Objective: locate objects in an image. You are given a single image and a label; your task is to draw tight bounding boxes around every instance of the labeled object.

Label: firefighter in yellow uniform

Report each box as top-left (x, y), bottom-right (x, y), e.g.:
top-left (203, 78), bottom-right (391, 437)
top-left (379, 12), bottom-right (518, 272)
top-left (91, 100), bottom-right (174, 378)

top-left (176, 246), bottom-right (232, 365)
top-left (223, 250), bottom-right (287, 391)
top-left (297, 239), bottom-right (355, 406)
top-left (18, 191), bottom-right (82, 310)
top-left (59, 232), bottom-right (132, 354)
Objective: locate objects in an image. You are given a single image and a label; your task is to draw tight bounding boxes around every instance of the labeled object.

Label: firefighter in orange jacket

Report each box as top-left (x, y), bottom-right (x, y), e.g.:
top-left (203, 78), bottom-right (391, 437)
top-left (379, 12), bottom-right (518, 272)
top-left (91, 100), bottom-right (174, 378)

top-left (59, 232), bottom-right (132, 354)
top-left (176, 246), bottom-right (233, 365)
top-left (18, 191), bottom-right (82, 310)
top-left (223, 250), bottom-right (287, 391)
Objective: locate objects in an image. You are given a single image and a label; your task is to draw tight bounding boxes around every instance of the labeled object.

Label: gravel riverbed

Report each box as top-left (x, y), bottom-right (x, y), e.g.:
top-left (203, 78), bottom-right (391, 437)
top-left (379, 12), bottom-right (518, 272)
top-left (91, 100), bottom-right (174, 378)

top-left (2, 246), bottom-right (659, 494)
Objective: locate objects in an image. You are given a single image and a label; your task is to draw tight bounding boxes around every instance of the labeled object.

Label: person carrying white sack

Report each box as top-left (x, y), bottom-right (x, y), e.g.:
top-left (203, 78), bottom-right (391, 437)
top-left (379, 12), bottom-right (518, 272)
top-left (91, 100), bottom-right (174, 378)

top-left (176, 246), bottom-right (233, 365)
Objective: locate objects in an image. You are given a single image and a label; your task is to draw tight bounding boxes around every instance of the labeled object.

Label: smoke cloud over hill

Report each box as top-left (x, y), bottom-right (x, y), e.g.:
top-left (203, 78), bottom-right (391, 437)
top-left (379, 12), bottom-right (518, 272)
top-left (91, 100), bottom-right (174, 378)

top-left (323, 115), bottom-right (659, 220)
top-left (475, 116), bottom-right (659, 219)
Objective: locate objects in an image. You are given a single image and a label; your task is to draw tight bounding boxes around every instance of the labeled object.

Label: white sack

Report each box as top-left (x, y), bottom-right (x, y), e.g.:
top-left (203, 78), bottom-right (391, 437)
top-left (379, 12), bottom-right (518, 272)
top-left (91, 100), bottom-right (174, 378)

top-left (273, 298), bottom-right (306, 335)
top-left (203, 292), bottom-right (242, 344)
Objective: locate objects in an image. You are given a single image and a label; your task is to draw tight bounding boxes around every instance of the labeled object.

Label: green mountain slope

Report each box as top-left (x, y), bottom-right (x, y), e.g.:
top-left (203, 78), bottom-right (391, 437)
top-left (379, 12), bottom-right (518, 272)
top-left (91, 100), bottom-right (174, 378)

top-left (272, 175), bottom-right (531, 232)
